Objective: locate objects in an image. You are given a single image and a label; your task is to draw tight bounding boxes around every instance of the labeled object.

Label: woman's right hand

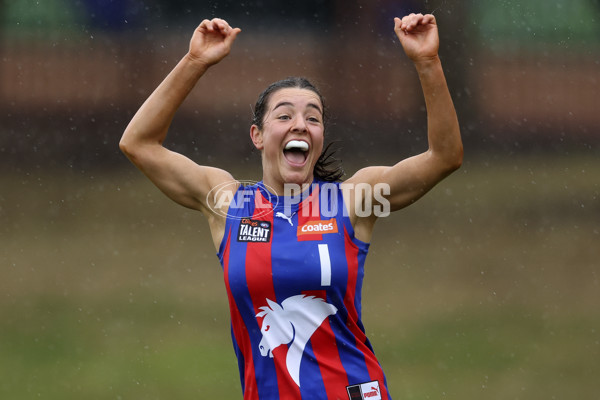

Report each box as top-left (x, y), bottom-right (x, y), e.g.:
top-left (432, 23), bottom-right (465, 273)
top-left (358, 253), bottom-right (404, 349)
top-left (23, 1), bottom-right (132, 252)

top-left (187, 18), bottom-right (241, 67)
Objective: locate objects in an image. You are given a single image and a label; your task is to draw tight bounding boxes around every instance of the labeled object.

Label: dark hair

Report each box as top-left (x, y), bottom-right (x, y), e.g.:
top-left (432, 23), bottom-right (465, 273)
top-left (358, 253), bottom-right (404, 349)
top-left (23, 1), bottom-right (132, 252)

top-left (252, 77), bottom-right (344, 182)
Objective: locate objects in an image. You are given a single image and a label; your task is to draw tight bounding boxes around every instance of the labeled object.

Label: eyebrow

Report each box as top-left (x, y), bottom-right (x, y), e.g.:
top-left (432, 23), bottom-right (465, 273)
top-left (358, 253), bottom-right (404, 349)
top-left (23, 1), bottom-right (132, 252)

top-left (273, 101), bottom-right (323, 115)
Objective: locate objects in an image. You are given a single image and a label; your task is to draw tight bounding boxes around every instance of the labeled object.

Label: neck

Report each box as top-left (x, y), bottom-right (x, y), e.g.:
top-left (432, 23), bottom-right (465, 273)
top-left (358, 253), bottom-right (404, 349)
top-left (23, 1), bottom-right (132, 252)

top-left (262, 176), bottom-right (315, 196)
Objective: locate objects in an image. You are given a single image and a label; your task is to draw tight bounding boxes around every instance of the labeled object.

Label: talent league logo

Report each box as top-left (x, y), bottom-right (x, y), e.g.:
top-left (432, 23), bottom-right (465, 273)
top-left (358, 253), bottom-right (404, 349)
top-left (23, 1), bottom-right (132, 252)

top-left (237, 218), bottom-right (272, 242)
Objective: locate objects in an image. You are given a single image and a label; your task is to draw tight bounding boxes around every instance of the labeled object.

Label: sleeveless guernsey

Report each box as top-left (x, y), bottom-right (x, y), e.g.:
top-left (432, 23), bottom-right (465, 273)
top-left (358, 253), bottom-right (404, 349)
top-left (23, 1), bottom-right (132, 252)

top-left (217, 180), bottom-right (391, 400)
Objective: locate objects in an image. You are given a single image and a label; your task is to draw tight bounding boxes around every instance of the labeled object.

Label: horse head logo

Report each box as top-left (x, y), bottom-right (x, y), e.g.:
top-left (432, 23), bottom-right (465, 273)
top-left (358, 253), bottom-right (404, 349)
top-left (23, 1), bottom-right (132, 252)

top-left (256, 295), bottom-right (338, 386)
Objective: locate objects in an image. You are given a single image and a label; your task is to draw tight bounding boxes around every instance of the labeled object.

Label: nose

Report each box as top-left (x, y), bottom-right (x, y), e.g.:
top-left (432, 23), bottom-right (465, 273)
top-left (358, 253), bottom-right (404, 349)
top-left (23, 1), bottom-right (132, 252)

top-left (291, 115), bottom-right (307, 132)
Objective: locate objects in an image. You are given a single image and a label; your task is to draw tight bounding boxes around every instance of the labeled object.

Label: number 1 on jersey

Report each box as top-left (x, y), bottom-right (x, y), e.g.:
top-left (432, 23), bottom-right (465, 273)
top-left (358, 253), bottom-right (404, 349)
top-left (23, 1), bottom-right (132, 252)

top-left (318, 244), bottom-right (331, 286)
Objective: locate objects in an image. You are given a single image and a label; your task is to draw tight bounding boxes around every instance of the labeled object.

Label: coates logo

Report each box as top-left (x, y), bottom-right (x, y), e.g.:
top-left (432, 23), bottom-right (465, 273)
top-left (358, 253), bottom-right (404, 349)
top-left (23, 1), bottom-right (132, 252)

top-left (297, 219), bottom-right (338, 236)
top-left (206, 180), bottom-right (278, 220)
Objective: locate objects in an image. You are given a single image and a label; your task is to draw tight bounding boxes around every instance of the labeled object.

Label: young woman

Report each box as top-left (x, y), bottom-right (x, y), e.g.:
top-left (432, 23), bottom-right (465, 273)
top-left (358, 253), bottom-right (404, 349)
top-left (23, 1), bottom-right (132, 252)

top-left (120, 13), bottom-right (462, 400)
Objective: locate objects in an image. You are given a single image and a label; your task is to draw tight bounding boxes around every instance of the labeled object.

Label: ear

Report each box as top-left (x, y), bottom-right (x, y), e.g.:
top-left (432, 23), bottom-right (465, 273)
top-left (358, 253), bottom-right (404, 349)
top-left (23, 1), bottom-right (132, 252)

top-left (250, 125), bottom-right (264, 150)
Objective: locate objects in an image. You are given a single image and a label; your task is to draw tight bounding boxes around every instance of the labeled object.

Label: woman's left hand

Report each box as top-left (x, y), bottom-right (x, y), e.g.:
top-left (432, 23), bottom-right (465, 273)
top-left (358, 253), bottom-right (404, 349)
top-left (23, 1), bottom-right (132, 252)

top-left (394, 13), bottom-right (439, 63)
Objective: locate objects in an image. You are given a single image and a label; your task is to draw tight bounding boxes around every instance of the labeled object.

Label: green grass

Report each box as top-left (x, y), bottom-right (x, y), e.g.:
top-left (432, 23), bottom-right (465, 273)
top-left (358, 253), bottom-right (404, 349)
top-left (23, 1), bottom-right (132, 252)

top-left (0, 295), bottom-right (239, 398)
top-left (1, 154), bottom-right (599, 399)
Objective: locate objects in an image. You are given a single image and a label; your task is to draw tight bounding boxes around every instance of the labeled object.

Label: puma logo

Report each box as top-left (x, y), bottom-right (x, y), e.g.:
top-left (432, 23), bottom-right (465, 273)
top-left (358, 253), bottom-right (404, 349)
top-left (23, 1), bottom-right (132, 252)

top-left (275, 211), bottom-right (294, 226)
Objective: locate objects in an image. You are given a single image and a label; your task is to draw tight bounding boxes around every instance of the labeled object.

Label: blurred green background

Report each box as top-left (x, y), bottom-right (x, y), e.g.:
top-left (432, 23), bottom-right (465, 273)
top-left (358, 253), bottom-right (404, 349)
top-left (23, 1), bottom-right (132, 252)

top-left (1, 1), bottom-right (599, 399)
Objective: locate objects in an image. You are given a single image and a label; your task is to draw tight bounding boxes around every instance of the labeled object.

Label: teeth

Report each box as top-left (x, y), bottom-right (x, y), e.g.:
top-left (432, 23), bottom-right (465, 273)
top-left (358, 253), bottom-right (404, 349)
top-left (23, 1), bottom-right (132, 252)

top-left (285, 140), bottom-right (309, 151)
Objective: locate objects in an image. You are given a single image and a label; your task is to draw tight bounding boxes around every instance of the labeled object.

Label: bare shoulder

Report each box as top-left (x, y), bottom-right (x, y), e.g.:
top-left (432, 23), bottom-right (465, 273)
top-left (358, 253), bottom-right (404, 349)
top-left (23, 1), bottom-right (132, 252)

top-left (340, 167), bottom-right (389, 243)
top-left (202, 167), bottom-right (240, 216)
top-left (202, 165), bottom-right (238, 191)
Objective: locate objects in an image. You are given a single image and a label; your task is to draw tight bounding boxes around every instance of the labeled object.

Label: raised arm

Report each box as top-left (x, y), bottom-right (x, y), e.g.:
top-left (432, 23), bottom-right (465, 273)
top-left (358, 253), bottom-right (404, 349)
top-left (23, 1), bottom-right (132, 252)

top-left (119, 19), bottom-right (241, 245)
top-left (347, 13), bottom-right (463, 241)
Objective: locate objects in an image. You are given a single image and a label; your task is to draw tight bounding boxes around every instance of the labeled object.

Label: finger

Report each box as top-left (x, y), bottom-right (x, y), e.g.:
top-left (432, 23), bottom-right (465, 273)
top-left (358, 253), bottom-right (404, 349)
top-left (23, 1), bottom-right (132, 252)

top-left (403, 13), bottom-right (427, 32)
top-left (400, 14), bottom-right (413, 31)
top-left (198, 19), bottom-right (211, 32)
top-left (422, 14), bottom-right (436, 25)
top-left (204, 22), bottom-right (216, 33)
top-left (214, 18), bottom-right (236, 35)
top-left (213, 18), bottom-right (229, 32)
top-left (210, 19), bottom-right (221, 32)
top-left (407, 13), bottom-right (424, 31)
top-left (208, 18), bottom-right (227, 32)
top-left (224, 27), bottom-right (242, 46)
top-left (393, 17), bottom-right (403, 35)
top-left (400, 13), bottom-right (419, 32)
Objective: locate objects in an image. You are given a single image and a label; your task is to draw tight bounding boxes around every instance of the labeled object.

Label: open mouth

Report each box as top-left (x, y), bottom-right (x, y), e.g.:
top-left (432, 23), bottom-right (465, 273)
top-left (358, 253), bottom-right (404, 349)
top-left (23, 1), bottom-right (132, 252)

top-left (283, 140), bottom-right (309, 165)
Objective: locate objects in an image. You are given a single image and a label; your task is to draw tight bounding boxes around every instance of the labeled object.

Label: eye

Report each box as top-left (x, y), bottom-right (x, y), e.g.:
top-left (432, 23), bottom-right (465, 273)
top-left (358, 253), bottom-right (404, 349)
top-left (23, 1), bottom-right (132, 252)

top-left (307, 116), bottom-right (321, 123)
top-left (277, 115), bottom-right (291, 120)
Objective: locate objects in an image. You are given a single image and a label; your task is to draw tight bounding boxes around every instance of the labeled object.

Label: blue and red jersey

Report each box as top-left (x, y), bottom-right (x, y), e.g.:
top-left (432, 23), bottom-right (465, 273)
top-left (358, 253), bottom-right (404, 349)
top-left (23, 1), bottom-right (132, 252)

top-left (217, 180), bottom-right (391, 400)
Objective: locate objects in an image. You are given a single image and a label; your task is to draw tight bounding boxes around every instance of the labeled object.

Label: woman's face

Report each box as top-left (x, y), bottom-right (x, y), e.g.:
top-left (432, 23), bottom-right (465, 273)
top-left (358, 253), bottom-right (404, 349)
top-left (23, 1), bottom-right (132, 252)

top-left (251, 87), bottom-right (325, 191)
